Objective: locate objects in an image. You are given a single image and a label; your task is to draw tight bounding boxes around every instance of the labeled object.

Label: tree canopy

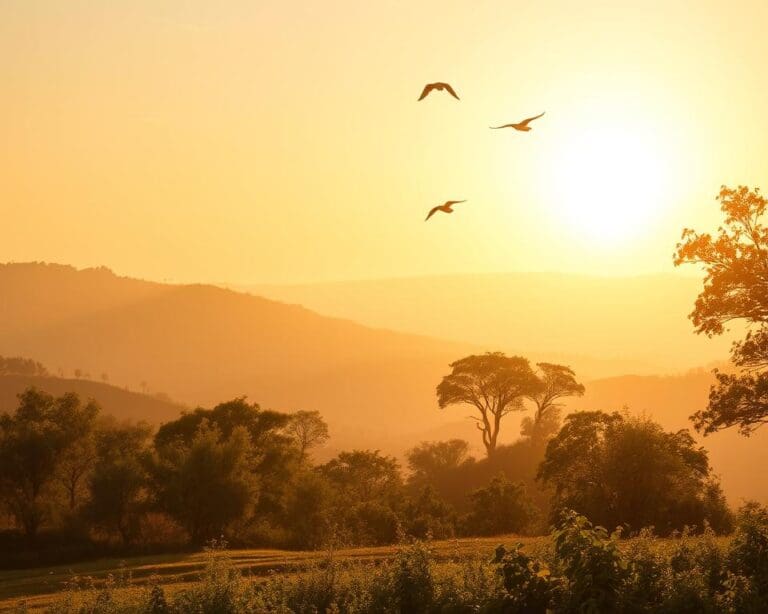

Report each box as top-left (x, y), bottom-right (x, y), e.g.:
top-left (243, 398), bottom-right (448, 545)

top-left (436, 352), bottom-right (542, 456)
top-left (538, 411), bottom-right (731, 534)
top-left (675, 185), bottom-right (768, 434)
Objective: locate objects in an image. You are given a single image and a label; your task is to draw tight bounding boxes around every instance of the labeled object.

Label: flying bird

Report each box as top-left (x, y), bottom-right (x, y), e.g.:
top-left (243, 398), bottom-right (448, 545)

top-left (425, 200), bottom-right (466, 221)
top-left (490, 112), bottom-right (545, 131)
top-left (418, 82), bottom-right (460, 101)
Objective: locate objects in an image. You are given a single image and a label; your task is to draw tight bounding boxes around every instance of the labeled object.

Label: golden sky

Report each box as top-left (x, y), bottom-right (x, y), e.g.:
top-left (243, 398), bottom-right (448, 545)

top-left (2, 1), bottom-right (768, 284)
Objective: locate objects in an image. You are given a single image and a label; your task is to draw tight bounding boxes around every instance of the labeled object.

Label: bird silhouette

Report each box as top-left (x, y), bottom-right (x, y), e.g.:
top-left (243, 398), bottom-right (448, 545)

top-left (425, 200), bottom-right (466, 221)
top-left (490, 112), bottom-right (545, 131)
top-left (418, 82), bottom-right (460, 101)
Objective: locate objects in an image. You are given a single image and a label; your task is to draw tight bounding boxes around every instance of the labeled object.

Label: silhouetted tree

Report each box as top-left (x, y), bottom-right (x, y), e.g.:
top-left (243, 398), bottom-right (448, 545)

top-left (403, 485), bottom-right (457, 539)
top-left (437, 353), bottom-right (542, 457)
top-left (87, 421), bottom-right (152, 545)
top-left (154, 398), bottom-right (297, 517)
top-left (538, 411), bottom-right (732, 534)
top-left (526, 363), bottom-right (585, 425)
top-left (286, 410), bottom-right (329, 462)
top-left (406, 439), bottom-right (472, 486)
top-left (465, 473), bottom-right (536, 536)
top-left (0, 389), bottom-right (98, 540)
top-left (152, 425), bottom-right (257, 544)
top-left (320, 450), bottom-right (401, 502)
top-left (0, 356), bottom-right (48, 377)
top-left (675, 185), bottom-right (768, 435)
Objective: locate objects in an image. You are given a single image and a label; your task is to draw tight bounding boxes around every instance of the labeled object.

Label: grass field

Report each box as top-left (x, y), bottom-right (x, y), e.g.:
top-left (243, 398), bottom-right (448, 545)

top-left (0, 535), bottom-right (546, 612)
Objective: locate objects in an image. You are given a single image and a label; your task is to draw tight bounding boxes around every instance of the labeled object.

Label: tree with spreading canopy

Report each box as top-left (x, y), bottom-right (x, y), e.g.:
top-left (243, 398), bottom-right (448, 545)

top-left (526, 363), bottom-right (585, 425)
top-left (436, 353), bottom-right (542, 457)
top-left (538, 411), bottom-right (732, 534)
top-left (151, 424), bottom-right (257, 544)
top-left (674, 185), bottom-right (768, 435)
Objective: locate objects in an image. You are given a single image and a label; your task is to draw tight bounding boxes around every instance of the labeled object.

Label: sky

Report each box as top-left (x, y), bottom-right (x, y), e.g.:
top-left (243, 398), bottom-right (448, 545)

top-left (2, 0), bottom-right (768, 284)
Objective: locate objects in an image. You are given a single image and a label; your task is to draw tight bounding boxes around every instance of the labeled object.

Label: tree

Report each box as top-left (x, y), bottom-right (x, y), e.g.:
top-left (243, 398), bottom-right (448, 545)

top-left (526, 363), bottom-right (585, 425)
top-left (320, 450), bottom-right (402, 502)
top-left (538, 411), bottom-right (731, 534)
top-left (0, 388), bottom-right (98, 540)
top-left (406, 439), bottom-right (472, 485)
top-left (436, 353), bottom-right (542, 457)
top-left (0, 356), bottom-right (48, 377)
top-left (674, 185), bottom-right (768, 435)
top-left (464, 474), bottom-right (536, 536)
top-left (403, 485), bottom-right (457, 539)
top-left (152, 425), bottom-right (257, 544)
top-left (286, 410), bottom-right (329, 462)
top-left (87, 421), bottom-right (152, 545)
top-left (154, 398), bottom-right (297, 516)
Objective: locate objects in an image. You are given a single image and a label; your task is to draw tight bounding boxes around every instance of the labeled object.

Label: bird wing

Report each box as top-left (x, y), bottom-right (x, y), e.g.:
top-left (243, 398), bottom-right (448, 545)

top-left (425, 206), bottom-right (441, 221)
top-left (445, 200), bottom-right (466, 206)
top-left (519, 112), bottom-right (545, 126)
top-left (489, 124), bottom-right (514, 129)
top-left (443, 83), bottom-right (460, 100)
top-left (418, 83), bottom-right (435, 101)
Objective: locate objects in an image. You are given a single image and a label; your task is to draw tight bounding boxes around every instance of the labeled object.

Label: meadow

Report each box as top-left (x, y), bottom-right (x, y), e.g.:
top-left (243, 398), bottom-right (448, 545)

top-left (3, 508), bottom-right (764, 613)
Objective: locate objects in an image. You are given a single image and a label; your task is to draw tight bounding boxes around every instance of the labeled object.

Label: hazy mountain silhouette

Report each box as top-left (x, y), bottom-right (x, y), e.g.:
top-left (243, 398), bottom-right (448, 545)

top-left (2, 263), bottom-right (764, 502)
top-left (0, 263), bottom-right (477, 445)
top-left (239, 273), bottom-right (737, 377)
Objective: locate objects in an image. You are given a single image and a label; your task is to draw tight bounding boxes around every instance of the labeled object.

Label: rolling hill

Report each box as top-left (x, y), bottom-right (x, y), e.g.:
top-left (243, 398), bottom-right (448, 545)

top-left (0, 374), bottom-right (186, 424)
top-left (0, 263), bottom-right (476, 447)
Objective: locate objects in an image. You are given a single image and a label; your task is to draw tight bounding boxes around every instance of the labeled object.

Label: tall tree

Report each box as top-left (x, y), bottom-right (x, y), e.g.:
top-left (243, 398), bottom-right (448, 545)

top-left (152, 425), bottom-right (257, 544)
top-left (436, 353), bottom-right (542, 457)
top-left (87, 421), bottom-right (152, 545)
top-left (286, 410), bottom-right (329, 462)
top-left (674, 185), bottom-right (768, 434)
top-left (0, 388), bottom-right (98, 540)
top-left (526, 363), bottom-right (585, 425)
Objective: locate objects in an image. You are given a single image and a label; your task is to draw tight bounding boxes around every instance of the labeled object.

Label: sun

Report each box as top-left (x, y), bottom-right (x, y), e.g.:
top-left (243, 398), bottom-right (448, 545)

top-left (539, 118), bottom-right (673, 246)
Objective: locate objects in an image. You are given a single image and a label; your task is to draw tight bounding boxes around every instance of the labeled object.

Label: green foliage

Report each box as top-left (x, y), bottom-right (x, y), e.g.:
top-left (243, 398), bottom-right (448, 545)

top-left (487, 543), bottom-right (557, 613)
top-left (465, 474), bottom-right (536, 536)
top-left (551, 510), bottom-right (627, 612)
top-left (151, 425), bottom-right (257, 544)
top-left (539, 411), bottom-right (731, 535)
top-left (0, 389), bottom-right (99, 540)
top-left (728, 502), bottom-right (768, 601)
top-left (38, 507), bottom-right (768, 613)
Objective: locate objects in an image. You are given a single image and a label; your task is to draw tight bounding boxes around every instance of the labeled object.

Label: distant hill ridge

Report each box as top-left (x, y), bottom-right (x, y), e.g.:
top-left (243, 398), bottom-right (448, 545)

top-left (238, 271), bottom-right (738, 376)
top-left (0, 262), bottom-right (474, 446)
top-left (0, 374), bottom-right (185, 424)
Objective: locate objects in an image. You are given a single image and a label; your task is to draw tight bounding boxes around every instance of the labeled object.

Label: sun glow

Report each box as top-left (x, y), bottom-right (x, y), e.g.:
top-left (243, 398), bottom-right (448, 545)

top-left (539, 118), bottom-right (675, 246)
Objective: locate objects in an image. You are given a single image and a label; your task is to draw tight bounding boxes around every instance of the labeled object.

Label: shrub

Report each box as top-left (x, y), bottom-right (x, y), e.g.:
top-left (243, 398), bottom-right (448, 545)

top-left (551, 510), bottom-right (627, 612)
top-left (486, 543), bottom-right (557, 613)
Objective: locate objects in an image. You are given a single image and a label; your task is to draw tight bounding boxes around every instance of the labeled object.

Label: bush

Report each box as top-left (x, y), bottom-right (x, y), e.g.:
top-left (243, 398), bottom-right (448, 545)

top-left (551, 510), bottom-right (627, 612)
top-left (487, 543), bottom-right (557, 613)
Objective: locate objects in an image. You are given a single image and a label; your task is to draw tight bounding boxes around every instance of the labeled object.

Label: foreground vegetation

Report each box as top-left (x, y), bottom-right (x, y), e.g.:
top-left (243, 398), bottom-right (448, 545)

top-left (6, 504), bottom-right (768, 613)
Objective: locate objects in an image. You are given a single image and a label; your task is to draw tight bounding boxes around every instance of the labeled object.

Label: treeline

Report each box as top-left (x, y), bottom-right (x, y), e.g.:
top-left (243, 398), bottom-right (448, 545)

top-left (0, 385), bottom-right (732, 567)
top-left (0, 355), bottom-right (48, 377)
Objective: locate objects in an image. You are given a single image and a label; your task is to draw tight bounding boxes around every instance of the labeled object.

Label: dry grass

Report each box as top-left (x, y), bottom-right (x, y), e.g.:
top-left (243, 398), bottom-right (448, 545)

top-left (0, 535), bottom-right (545, 612)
